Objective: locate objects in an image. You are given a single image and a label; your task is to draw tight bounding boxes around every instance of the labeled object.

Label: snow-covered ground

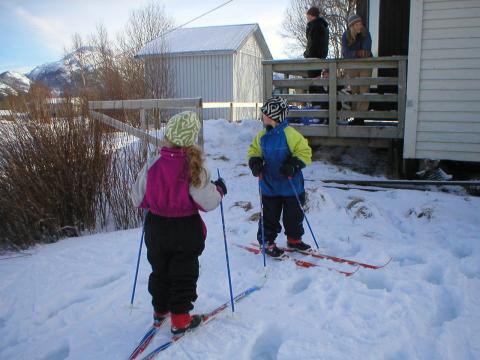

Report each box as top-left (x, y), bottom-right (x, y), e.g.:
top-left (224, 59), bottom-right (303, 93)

top-left (1, 119), bottom-right (479, 360)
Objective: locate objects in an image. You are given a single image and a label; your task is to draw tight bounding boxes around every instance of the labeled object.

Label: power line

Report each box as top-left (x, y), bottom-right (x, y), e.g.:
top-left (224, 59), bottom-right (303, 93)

top-left (162, 0), bottom-right (235, 37)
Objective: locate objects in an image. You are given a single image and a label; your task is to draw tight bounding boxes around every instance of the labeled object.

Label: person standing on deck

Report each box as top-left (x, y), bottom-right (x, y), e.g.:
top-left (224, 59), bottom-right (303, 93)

top-left (304, 6), bottom-right (329, 108)
top-left (341, 14), bottom-right (373, 125)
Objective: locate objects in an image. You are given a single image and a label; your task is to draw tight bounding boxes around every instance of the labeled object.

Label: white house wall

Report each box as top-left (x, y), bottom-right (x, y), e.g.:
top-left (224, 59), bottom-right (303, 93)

top-left (233, 35), bottom-right (264, 121)
top-left (404, 0), bottom-right (480, 162)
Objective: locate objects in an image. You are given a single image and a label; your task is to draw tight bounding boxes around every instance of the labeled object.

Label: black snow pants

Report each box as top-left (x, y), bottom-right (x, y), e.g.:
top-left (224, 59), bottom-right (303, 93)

top-left (144, 212), bottom-right (205, 314)
top-left (257, 193), bottom-right (305, 245)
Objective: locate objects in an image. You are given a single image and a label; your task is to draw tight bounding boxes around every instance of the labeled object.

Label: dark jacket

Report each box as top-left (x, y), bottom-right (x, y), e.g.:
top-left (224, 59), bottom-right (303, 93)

top-left (304, 17), bottom-right (329, 59)
top-left (341, 31), bottom-right (372, 59)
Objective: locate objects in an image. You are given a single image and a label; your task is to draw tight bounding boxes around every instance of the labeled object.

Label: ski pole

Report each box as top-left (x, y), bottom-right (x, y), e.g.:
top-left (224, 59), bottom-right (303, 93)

top-left (217, 169), bottom-right (235, 313)
top-left (130, 209), bottom-right (148, 308)
top-left (287, 177), bottom-right (320, 249)
top-left (258, 176), bottom-right (266, 267)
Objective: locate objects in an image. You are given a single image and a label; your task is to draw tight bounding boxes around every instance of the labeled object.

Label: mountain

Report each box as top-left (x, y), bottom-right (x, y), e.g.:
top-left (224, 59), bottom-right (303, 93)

top-left (0, 47), bottom-right (98, 99)
top-left (26, 46), bottom-right (98, 95)
top-left (0, 71), bottom-right (32, 98)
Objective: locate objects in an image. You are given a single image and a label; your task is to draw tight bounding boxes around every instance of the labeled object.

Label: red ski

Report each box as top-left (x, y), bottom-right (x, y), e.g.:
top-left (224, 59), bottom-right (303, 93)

top-left (237, 244), bottom-right (358, 277)
top-left (276, 245), bottom-right (392, 270)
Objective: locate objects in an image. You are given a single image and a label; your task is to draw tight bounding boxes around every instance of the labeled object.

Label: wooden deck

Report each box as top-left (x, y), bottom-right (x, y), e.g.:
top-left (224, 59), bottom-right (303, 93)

top-left (263, 56), bottom-right (407, 148)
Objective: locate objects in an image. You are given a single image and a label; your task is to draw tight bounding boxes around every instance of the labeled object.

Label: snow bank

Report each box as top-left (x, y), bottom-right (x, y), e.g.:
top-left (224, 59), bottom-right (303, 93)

top-left (1, 119), bottom-right (479, 360)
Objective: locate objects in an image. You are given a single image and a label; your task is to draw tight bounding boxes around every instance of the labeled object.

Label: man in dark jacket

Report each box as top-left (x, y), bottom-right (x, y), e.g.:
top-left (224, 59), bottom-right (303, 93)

top-left (303, 6), bottom-right (329, 110)
top-left (304, 7), bottom-right (329, 59)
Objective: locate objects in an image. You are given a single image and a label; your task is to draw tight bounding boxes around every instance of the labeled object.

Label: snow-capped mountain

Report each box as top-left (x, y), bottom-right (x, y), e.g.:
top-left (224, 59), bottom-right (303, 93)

top-left (0, 71), bottom-right (32, 98)
top-left (27, 46), bottom-right (98, 95)
top-left (0, 82), bottom-right (16, 98)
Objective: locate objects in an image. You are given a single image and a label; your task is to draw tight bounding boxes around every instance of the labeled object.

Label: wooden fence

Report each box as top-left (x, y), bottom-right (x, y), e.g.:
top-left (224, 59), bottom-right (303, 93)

top-left (88, 99), bottom-right (264, 155)
top-left (263, 56), bottom-right (407, 147)
top-left (203, 102), bottom-right (263, 122)
top-left (89, 98), bottom-right (203, 152)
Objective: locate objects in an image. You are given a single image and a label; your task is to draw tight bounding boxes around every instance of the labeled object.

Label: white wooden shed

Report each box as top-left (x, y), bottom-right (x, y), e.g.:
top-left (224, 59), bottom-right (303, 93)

top-left (137, 23), bottom-right (272, 120)
top-left (403, 0), bottom-right (480, 162)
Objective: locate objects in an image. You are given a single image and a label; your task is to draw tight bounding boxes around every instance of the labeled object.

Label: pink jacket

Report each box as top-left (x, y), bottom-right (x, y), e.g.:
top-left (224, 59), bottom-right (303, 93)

top-left (131, 147), bottom-right (222, 217)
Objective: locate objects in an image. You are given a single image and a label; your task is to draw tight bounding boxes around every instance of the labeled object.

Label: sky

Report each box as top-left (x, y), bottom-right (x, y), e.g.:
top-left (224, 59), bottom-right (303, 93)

top-left (0, 0), bottom-right (294, 74)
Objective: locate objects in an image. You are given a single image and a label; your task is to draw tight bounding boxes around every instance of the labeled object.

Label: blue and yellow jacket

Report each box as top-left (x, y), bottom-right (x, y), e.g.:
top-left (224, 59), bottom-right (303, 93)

top-left (247, 121), bottom-right (312, 196)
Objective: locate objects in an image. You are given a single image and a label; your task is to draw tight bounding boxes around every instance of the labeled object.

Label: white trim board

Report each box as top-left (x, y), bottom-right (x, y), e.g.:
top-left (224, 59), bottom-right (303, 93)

top-left (404, 0), bottom-right (424, 159)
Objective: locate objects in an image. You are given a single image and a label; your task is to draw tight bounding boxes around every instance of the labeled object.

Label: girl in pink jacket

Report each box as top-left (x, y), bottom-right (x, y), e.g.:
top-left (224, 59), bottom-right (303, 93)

top-left (131, 111), bottom-right (226, 334)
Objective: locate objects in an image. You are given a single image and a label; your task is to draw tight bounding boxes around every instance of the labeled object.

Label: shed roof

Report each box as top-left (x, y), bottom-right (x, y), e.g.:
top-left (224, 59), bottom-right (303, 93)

top-left (137, 23), bottom-right (272, 59)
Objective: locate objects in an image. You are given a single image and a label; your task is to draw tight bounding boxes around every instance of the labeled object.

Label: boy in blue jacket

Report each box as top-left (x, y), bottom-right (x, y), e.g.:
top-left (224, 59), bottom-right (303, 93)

top-left (247, 97), bottom-right (313, 258)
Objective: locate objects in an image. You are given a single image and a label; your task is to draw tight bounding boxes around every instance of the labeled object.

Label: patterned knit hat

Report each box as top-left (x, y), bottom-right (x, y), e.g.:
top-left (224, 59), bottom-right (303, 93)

top-left (165, 111), bottom-right (201, 147)
top-left (261, 97), bottom-right (288, 123)
top-left (348, 14), bottom-right (362, 28)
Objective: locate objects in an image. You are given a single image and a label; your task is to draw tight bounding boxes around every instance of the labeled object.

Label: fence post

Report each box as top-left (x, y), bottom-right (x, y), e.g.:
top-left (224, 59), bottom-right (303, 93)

top-left (198, 98), bottom-right (204, 149)
top-left (328, 61), bottom-right (337, 137)
top-left (140, 108), bottom-right (147, 157)
top-left (263, 63), bottom-right (273, 102)
top-left (283, 73), bottom-right (289, 95)
top-left (229, 102), bottom-right (234, 122)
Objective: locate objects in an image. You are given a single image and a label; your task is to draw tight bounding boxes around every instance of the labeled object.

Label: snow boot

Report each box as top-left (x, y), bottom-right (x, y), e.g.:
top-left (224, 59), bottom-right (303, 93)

top-left (153, 310), bottom-right (169, 327)
top-left (264, 243), bottom-right (285, 258)
top-left (171, 313), bottom-right (202, 335)
top-left (287, 237), bottom-right (311, 252)
top-left (424, 168), bottom-right (452, 181)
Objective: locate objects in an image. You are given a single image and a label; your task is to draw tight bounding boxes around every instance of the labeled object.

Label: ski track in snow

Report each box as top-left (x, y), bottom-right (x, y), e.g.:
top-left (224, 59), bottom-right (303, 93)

top-left (1, 119), bottom-right (480, 360)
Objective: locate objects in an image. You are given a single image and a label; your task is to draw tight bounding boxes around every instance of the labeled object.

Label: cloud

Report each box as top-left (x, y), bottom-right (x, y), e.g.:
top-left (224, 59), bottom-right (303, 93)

top-left (13, 6), bottom-right (67, 53)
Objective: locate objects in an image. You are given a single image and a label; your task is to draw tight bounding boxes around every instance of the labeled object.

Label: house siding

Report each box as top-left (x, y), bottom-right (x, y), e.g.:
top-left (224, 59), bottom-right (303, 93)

top-left (404, 0), bottom-right (480, 162)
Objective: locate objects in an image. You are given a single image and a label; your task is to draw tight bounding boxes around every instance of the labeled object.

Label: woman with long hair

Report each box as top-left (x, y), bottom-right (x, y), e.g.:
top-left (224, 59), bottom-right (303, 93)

top-left (341, 14), bottom-right (372, 123)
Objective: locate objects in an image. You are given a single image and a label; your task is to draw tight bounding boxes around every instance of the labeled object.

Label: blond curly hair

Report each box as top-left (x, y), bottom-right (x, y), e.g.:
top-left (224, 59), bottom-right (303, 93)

top-left (185, 145), bottom-right (205, 188)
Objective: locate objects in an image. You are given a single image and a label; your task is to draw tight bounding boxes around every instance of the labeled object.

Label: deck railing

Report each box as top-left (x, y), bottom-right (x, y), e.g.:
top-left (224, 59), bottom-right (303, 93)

top-left (263, 56), bottom-right (407, 145)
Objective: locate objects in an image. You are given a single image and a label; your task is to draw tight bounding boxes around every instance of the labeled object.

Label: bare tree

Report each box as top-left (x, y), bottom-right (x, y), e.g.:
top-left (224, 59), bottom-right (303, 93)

top-left (281, 0), bottom-right (357, 58)
top-left (64, 33), bottom-right (102, 97)
top-left (90, 23), bottom-right (125, 100)
top-left (120, 2), bottom-right (173, 54)
top-left (66, 33), bottom-right (87, 89)
top-left (62, 1), bottom-right (173, 101)
top-left (117, 2), bottom-right (174, 99)
top-left (0, 1), bottom-right (179, 249)
top-left (0, 88), bottom-right (113, 250)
